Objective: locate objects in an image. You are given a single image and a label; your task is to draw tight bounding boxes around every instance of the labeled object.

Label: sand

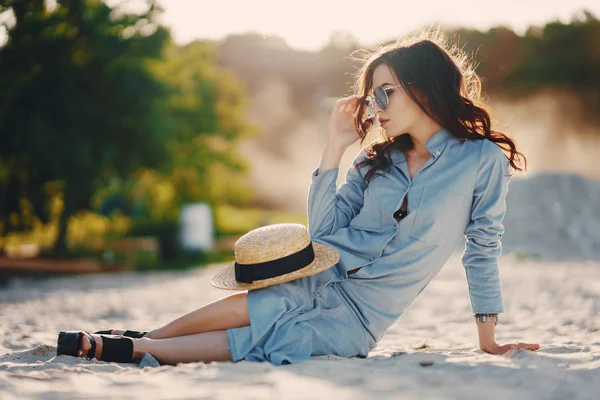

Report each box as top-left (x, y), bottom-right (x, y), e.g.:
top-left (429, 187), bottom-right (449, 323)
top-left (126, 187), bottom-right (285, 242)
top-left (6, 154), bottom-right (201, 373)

top-left (1, 251), bottom-right (599, 399)
top-left (503, 172), bottom-right (600, 262)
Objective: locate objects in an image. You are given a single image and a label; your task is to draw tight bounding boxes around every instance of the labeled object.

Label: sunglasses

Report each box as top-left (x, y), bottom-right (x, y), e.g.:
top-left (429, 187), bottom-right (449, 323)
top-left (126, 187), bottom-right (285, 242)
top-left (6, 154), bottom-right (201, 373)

top-left (364, 84), bottom-right (403, 119)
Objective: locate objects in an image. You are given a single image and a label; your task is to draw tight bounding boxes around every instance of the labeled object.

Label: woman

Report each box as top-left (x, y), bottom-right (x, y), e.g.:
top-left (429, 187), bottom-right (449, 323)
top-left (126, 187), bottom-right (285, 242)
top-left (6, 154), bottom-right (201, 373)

top-left (60, 28), bottom-right (540, 365)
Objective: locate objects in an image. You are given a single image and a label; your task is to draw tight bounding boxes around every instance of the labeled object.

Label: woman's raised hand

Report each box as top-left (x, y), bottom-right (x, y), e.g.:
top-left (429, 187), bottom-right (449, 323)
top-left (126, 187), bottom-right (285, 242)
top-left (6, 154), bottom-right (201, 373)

top-left (327, 95), bottom-right (363, 150)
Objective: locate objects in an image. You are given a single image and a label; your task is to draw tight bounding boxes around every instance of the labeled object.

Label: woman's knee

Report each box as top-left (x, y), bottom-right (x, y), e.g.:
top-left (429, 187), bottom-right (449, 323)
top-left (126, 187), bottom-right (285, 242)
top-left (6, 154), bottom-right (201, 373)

top-left (229, 291), bottom-right (250, 325)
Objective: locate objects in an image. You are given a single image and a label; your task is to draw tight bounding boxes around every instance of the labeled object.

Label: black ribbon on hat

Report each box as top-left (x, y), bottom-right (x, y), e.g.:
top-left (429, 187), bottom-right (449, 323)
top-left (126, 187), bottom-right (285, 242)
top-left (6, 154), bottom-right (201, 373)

top-left (234, 242), bottom-right (316, 283)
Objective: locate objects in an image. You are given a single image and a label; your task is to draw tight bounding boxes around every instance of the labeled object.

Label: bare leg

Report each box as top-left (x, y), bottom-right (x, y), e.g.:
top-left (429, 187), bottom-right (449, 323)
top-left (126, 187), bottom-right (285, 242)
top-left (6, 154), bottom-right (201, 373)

top-left (110, 291), bottom-right (250, 339)
top-left (135, 332), bottom-right (232, 364)
top-left (78, 332), bottom-right (232, 365)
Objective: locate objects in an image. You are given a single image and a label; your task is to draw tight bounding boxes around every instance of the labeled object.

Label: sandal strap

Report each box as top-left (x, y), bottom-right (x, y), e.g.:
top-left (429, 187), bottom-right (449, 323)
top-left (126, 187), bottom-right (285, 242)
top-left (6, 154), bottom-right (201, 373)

top-left (123, 330), bottom-right (148, 338)
top-left (99, 335), bottom-right (134, 363)
top-left (56, 331), bottom-right (96, 360)
top-left (83, 331), bottom-right (96, 359)
top-left (57, 331), bottom-right (78, 357)
top-left (94, 329), bottom-right (148, 338)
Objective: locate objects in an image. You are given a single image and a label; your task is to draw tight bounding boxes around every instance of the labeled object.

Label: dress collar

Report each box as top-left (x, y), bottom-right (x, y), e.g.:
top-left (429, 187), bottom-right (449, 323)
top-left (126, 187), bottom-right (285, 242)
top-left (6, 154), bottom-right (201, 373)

top-left (389, 127), bottom-right (455, 163)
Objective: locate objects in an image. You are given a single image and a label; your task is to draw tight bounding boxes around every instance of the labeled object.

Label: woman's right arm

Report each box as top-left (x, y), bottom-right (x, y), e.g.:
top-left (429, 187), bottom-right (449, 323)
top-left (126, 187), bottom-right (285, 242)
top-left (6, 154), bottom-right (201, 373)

top-left (307, 145), bottom-right (368, 240)
top-left (307, 95), bottom-right (369, 240)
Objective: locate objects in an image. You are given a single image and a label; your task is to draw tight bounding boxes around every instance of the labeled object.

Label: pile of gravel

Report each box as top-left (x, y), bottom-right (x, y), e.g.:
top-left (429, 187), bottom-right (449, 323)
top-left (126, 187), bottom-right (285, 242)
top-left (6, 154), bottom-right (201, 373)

top-left (502, 172), bottom-right (600, 261)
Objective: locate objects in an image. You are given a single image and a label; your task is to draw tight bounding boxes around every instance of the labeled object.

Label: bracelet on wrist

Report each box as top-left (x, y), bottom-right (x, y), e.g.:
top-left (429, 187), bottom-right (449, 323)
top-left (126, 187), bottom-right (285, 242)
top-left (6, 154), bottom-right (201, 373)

top-left (474, 313), bottom-right (498, 325)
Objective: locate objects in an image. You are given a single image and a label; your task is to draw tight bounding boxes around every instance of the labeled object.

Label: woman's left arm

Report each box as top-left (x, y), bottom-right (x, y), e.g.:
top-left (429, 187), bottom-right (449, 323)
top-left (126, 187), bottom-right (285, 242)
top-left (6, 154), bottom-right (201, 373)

top-left (463, 140), bottom-right (540, 355)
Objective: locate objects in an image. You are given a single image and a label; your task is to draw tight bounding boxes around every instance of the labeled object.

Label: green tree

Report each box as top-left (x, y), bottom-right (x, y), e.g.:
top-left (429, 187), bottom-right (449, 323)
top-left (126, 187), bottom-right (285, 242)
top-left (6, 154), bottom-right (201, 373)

top-left (506, 11), bottom-right (600, 90)
top-left (95, 40), bottom-right (258, 227)
top-left (0, 0), bottom-right (170, 255)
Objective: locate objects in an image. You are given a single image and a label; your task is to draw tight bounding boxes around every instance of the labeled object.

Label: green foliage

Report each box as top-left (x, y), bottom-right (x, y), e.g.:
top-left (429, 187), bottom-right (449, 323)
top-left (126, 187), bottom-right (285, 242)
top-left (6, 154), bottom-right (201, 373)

top-left (448, 10), bottom-right (600, 122)
top-left (507, 11), bottom-right (600, 91)
top-left (214, 204), bottom-right (308, 236)
top-left (0, 0), bottom-right (256, 256)
top-left (128, 216), bottom-right (180, 261)
top-left (150, 41), bottom-right (258, 209)
top-left (0, 0), bottom-right (171, 252)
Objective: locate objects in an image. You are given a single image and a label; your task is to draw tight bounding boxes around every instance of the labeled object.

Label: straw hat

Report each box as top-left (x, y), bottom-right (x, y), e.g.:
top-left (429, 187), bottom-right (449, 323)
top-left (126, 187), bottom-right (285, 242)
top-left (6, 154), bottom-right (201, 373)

top-left (210, 223), bottom-right (340, 290)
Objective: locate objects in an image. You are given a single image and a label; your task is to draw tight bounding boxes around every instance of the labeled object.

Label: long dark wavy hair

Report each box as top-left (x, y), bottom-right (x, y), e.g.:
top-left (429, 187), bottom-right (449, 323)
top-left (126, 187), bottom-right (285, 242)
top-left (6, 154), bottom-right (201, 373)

top-left (349, 27), bottom-right (526, 183)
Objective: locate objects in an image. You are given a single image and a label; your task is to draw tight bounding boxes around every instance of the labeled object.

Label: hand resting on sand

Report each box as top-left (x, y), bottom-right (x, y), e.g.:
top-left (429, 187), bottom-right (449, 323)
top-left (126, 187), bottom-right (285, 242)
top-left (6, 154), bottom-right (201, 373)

top-left (482, 342), bottom-right (541, 355)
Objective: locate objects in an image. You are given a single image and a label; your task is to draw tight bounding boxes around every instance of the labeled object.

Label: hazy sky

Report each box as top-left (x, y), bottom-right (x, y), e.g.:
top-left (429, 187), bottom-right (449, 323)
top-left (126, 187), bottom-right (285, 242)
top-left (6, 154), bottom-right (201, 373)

top-left (148, 0), bottom-right (599, 51)
top-left (1, 1), bottom-right (597, 50)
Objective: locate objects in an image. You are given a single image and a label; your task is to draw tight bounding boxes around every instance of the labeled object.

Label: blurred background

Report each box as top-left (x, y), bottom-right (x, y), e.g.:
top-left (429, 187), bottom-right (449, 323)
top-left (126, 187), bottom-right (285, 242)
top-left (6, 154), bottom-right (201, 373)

top-left (1, 0), bottom-right (600, 277)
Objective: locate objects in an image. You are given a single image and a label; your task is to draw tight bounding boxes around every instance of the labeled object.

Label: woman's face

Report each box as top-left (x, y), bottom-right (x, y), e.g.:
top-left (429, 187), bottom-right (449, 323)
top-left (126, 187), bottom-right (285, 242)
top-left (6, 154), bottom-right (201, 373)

top-left (369, 63), bottom-right (427, 139)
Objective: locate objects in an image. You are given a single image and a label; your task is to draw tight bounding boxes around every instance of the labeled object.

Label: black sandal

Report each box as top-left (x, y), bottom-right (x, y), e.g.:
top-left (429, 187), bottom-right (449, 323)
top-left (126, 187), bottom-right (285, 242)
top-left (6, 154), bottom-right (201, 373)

top-left (94, 329), bottom-right (148, 338)
top-left (57, 330), bottom-right (135, 363)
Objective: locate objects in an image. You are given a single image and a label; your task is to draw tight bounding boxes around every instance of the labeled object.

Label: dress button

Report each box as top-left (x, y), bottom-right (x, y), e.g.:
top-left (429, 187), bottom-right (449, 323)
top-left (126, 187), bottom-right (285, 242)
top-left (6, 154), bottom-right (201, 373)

top-left (393, 225), bottom-right (398, 230)
top-left (435, 150), bottom-right (441, 157)
top-left (370, 256), bottom-right (375, 261)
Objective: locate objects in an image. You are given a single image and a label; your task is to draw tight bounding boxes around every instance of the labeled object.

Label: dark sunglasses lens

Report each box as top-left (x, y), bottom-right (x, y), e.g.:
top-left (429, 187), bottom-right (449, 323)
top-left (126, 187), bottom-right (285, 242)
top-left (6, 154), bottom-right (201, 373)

top-left (374, 86), bottom-right (388, 110)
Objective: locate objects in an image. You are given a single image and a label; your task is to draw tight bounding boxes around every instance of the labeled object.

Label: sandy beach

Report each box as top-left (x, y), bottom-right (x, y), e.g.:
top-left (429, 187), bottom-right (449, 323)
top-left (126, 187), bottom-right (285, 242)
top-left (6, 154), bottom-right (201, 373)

top-left (1, 251), bottom-right (599, 399)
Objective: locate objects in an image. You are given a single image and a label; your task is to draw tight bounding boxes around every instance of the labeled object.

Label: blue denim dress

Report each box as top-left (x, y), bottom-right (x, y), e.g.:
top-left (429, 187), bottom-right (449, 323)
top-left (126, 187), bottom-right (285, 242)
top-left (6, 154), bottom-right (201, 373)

top-left (226, 127), bottom-right (510, 365)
